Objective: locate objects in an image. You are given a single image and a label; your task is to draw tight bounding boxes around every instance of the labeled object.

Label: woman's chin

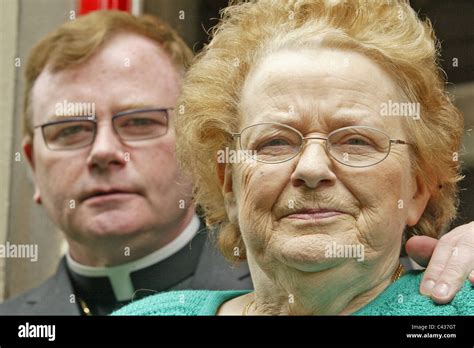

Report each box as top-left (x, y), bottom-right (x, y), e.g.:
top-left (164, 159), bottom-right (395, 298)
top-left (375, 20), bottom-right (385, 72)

top-left (272, 234), bottom-right (350, 273)
top-left (284, 257), bottom-right (344, 273)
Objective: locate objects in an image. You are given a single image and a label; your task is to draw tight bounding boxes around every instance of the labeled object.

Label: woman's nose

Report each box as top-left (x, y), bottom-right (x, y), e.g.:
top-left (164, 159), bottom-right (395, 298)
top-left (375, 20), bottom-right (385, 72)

top-left (290, 141), bottom-right (337, 189)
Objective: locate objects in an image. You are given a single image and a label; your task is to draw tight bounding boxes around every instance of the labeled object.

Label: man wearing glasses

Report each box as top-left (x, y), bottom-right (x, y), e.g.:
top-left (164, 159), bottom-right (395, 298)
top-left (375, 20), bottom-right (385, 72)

top-left (0, 11), bottom-right (252, 315)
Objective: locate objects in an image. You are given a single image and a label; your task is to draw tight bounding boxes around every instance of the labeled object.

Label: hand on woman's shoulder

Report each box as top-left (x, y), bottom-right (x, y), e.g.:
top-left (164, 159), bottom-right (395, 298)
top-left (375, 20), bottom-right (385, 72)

top-left (354, 271), bottom-right (474, 316)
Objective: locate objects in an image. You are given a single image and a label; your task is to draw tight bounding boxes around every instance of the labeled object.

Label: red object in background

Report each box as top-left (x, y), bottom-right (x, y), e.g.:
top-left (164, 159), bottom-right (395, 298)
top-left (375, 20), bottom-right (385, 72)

top-left (78, 0), bottom-right (131, 15)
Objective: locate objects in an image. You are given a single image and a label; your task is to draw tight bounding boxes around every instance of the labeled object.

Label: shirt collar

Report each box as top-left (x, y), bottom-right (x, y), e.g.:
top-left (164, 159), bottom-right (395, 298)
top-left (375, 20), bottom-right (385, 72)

top-left (66, 214), bottom-right (200, 301)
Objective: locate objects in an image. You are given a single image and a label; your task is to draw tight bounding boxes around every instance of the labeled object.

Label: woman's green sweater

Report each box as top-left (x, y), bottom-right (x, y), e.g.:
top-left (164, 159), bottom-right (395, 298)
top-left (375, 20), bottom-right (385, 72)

top-left (112, 271), bottom-right (473, 316)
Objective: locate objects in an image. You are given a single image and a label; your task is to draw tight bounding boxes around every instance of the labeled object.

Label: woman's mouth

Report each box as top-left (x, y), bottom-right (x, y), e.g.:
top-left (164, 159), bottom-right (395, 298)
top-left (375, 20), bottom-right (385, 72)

top-left (284, 209), bottom-right (347, 220)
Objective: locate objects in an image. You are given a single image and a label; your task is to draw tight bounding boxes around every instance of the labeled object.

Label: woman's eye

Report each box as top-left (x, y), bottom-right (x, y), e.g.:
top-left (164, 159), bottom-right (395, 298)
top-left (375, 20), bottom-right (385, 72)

top-left (344, 137), bottom-right (371, 146)
top-left (259, 138), bottom-right (290, 148)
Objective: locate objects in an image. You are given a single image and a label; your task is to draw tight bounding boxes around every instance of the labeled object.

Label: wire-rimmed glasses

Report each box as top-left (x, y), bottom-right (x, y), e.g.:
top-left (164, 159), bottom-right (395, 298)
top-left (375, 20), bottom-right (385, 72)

top-left (231, 122), bottom-right (411, 167)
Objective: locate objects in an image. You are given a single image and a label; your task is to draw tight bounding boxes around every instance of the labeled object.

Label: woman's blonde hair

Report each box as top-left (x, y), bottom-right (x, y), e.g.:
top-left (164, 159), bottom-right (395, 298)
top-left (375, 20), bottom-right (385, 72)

top-left (176, 0), bottom-right (464, 261)
top-left (23, 10), bottom-right (193, 140)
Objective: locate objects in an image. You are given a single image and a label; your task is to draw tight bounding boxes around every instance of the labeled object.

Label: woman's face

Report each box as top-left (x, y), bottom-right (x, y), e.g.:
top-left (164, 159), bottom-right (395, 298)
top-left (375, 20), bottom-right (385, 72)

top-left (223, 48), bottom-right (431, 301)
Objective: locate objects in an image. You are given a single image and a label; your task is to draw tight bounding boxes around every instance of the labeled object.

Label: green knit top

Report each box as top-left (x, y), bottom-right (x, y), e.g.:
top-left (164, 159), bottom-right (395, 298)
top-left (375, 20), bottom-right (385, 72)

top-left (112, 271), bottom-right (473, 316)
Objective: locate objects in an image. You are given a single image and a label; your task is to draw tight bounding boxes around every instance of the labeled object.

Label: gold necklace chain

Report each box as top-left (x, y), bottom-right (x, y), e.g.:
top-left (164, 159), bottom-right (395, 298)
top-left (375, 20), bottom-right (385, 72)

top-left (242, 263), bottom-right (405, 316)
top-left (391, 263), bottom-right (405, 283)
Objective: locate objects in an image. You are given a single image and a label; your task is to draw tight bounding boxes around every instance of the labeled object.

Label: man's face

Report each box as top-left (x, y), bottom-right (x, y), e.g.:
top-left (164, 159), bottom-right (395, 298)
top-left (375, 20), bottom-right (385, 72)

top-left (28, 32), bottom-right (193, 248)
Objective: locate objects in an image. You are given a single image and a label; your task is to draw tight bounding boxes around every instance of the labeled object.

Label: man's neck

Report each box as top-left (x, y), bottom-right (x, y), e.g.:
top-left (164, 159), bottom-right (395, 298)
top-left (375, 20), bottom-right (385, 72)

top-left (67, 208), bottom-right (196, 267)
top-left (65, 212), bottom-right (202, 303)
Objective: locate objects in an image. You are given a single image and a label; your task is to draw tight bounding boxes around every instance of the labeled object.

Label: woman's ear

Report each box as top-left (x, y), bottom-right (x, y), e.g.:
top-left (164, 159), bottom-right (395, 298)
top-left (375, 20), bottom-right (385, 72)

top-left (216, 161), bottom-right (238, 225)
top-left (406, 174), bottom-right (431, 227)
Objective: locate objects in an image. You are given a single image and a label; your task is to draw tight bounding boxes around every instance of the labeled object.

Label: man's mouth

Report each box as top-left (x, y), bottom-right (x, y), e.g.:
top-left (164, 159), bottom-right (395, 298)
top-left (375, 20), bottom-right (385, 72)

top-left (81, 188), bottom-right (138, 203)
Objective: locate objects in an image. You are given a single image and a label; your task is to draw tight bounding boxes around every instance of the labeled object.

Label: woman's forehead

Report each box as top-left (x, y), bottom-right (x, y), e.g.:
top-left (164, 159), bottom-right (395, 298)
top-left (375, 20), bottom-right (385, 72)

top-left (239, 48), bottom-right (405, 130)
top-left (242, 48), bottom-right (400, 105)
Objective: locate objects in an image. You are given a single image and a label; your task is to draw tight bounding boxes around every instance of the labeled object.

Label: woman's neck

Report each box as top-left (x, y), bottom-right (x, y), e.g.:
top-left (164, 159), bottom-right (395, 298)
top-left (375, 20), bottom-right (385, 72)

top-left (246, 277), bottom-right (392, 315)
top-left (243, 255), bottom-right (398, 315)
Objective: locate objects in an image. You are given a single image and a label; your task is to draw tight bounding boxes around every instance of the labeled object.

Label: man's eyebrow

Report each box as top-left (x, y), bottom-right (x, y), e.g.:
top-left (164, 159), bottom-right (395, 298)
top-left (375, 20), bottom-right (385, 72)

top-left (45, 114), bottom-right (63, 122)
top-left (44, 114), bottom-right (86, 122)
top-left (113, 103), bottom-right (158, 113)
top-left (43, 104), bottom-right (159, 123)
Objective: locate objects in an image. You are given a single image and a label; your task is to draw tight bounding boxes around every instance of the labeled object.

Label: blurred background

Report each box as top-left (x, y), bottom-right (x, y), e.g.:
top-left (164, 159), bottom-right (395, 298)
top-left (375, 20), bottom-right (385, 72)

top-left (0, 0), bottom-right (473, 302)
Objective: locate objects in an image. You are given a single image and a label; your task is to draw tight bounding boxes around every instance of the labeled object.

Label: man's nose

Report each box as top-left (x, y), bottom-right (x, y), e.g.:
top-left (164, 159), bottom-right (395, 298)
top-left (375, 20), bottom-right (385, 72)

top-left (290, 141), bottom-right (337, 189)
top-left (86, 123), bottom-right (126, 171)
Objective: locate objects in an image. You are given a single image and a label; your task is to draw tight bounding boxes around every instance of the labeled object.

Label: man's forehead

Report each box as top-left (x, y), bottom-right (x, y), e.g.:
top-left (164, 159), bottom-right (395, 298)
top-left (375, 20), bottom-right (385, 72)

top-left (90, 31), bottom-right (176, 70)
top-left (38, 32), bottom-right (176, 84)
top-left (31, 32), bottom-right (180, 122)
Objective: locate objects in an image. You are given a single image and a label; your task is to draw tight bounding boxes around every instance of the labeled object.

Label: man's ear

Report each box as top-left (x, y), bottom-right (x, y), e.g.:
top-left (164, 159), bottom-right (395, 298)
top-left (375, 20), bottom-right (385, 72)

top-left (216, 161), bottom-right (238, 225)
top-left (23, 136), bottom-right (42, 204)
top-left (23, 136), bottom-right (35, 169)
top-left (406, 174), bottom-right (431, 227)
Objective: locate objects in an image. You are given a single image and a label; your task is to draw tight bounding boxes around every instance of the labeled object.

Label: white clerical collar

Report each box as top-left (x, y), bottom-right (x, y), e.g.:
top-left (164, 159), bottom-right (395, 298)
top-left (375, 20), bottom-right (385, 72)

top-left (66, 214), bottom-right (200, 301)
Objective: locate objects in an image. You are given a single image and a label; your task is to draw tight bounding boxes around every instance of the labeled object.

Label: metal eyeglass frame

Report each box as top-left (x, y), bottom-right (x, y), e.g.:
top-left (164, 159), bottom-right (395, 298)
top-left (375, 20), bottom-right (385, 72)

top-left (230, 122), bottom-right (412, 167)
top-left (33, 107), bottom-right (174, 151)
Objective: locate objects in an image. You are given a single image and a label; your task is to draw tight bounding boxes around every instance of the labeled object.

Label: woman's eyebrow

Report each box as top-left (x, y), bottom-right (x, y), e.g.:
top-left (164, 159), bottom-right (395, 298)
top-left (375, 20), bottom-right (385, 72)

top-left (327, 115), bottom-right (389, 133)
top-left (252, 108), bottom-right (385, 131)
top-left (329, 113), bottom-right (383, 126)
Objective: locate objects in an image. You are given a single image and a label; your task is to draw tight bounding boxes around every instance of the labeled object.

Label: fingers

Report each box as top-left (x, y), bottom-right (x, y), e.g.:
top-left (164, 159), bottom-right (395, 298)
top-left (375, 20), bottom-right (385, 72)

top-left (419, 232), bottom-right (462, 302)
top-left (421, 229), bottom-right (474, 304)
top-left (405, 235), bottom-right (438, 267)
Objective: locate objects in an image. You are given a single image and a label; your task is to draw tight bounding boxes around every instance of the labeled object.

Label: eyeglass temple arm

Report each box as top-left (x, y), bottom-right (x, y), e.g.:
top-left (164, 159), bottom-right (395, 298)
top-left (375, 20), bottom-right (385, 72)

top-left (390, 139), bottom-right (411, 145)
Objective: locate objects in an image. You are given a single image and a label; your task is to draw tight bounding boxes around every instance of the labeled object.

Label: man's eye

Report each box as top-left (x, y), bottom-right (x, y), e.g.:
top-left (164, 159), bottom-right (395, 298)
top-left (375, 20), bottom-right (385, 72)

top-left (59, 125), bottom-right (89, 137)
top-left (122, 118), bottom-right (156, 127)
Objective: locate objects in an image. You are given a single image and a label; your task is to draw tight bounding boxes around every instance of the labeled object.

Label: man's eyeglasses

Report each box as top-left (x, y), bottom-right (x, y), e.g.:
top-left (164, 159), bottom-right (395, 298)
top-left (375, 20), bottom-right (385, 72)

top-left (34, 108), bottom-right (173, 151)
top-left (231, 122), bottom-right (412, 167)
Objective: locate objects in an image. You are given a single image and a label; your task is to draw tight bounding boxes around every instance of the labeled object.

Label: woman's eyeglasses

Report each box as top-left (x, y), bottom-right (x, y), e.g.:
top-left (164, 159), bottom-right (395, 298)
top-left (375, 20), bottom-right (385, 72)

top-left (231, 122), bottom-right (412, 167)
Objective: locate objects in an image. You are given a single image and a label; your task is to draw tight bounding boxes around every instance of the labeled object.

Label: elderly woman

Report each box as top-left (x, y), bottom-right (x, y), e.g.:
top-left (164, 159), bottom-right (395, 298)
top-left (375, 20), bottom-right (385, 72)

top-left (115, 0), bottom-right (473, 315)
